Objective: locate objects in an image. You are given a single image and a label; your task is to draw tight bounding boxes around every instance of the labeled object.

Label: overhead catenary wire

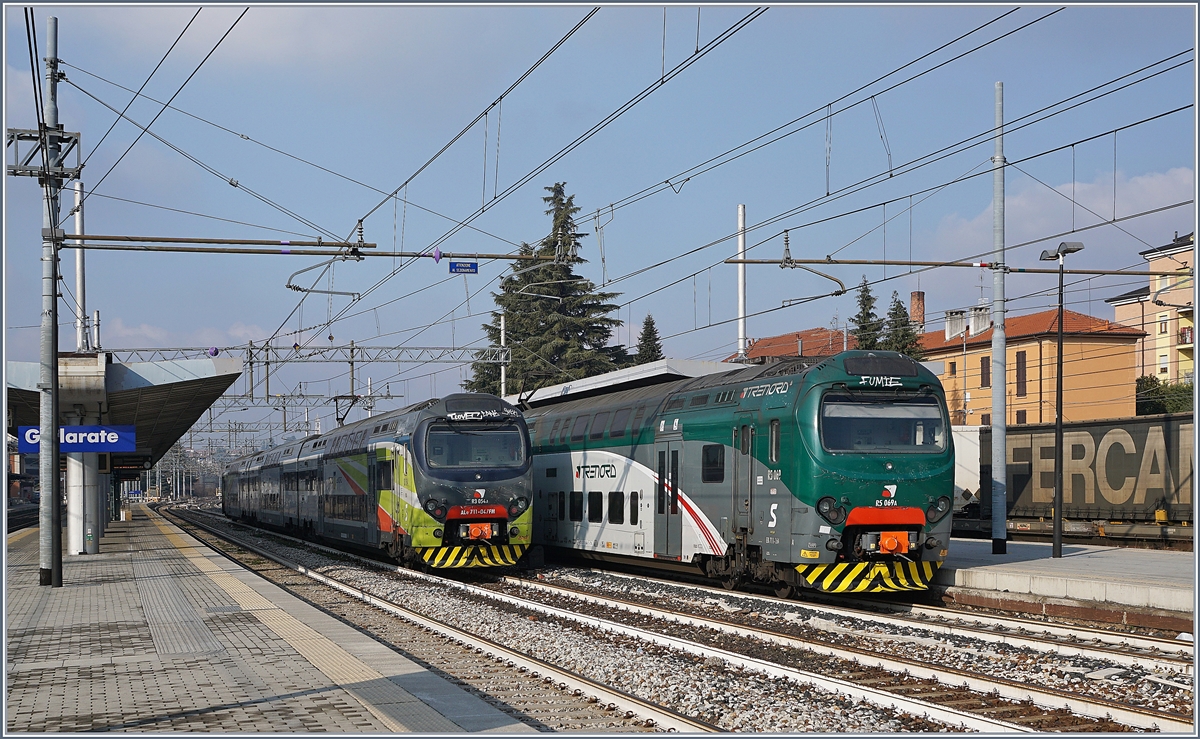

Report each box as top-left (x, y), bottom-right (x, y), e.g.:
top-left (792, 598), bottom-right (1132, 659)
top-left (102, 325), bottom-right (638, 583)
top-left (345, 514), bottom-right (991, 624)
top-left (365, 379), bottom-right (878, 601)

top-left (82, 8), bottom-right (248, 208)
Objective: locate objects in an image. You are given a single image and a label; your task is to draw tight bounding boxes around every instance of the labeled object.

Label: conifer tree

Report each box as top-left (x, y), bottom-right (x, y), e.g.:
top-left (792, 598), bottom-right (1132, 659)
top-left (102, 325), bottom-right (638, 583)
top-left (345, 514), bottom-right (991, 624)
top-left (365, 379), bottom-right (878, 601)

top-left (634, 314), bottom-right (665, 364)
top-left (849, 276), bottom-right (882, 350)
top-left (880, 291), bottom-right (926, 360)
top-left (466, 183), bottom-right (622, 396)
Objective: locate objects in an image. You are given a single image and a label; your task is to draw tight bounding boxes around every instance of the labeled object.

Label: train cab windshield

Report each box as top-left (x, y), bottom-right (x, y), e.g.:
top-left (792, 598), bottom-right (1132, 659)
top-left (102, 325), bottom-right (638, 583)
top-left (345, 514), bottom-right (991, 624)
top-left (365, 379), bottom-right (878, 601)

top-left (424, 421), bottom-right (527, 468)
top-left (820, 393), bottom-right (946, 453)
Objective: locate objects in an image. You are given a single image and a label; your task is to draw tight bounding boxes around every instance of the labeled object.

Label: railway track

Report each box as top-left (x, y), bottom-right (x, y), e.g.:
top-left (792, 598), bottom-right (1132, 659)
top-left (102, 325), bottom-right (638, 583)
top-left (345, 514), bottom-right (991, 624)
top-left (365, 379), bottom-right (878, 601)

top-left (168, 509), bottom-right (972, 732)
top-left (162, 507), bottom-right (713, 733)
top-left (538, 568), bottom-right (1194, 675)
top-left (174, 509), bottom-right (1193, 732)
top-left (483, 571), bottom-right (1192, 732)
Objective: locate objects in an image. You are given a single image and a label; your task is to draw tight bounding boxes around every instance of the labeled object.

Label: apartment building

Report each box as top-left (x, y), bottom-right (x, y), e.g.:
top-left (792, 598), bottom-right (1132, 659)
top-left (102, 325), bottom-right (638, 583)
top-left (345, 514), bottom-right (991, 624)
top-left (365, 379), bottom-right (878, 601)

top-left (920, 308), bottom-right (1144, 426)
top-left (1105, 231), bottom-right (1194, 383)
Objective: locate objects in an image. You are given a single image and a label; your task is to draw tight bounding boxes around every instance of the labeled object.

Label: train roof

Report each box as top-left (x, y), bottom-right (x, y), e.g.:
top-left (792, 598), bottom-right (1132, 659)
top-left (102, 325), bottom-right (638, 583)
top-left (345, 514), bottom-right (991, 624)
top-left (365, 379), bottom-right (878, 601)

top-left (505, 359), bottom-right (733, 409)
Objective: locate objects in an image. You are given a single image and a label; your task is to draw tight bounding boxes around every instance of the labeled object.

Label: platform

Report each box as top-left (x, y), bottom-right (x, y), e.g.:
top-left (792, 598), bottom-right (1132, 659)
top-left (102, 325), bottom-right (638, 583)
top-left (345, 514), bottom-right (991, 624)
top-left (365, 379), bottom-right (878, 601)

top-left (4, 505), bottom-right (532, 733)
top-left (935, 538), bottom-right (1195, 632)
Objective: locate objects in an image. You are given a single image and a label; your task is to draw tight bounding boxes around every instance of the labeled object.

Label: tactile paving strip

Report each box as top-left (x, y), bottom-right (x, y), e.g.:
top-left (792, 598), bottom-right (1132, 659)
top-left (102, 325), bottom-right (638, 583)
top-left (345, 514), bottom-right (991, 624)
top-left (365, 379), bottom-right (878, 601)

top-left (146, 512), bottom-right (463, 733)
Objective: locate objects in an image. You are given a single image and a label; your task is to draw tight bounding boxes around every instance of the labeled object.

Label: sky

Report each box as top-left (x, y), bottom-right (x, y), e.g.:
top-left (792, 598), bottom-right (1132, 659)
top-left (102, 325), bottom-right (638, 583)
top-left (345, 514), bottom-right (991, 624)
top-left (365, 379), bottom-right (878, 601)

top-left (3, 3), bottom-right (1197, 440)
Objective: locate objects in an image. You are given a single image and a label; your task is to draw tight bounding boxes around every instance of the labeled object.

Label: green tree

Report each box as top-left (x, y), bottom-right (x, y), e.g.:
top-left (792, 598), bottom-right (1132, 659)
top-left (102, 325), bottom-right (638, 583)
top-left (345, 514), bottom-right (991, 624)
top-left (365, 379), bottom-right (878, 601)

top-left (880, 291), bottom-right (926, 360)
top-left (633, 314), bottom-right (665, 365)
top-left (849, 276), bottom-right (882, 350)
top-left (1164, 380), bottom-right (1194, 413)
top-left (1136, 375), bottom-right (1167, 415)
top-left (466, 183), bottom-right (622, 396)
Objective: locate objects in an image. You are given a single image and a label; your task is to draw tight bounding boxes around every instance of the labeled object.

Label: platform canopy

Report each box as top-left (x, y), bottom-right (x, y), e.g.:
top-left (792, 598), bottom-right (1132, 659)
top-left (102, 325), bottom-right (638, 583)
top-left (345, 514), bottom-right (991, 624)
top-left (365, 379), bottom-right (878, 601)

top-left (6, 353), bottom-right (242, 472)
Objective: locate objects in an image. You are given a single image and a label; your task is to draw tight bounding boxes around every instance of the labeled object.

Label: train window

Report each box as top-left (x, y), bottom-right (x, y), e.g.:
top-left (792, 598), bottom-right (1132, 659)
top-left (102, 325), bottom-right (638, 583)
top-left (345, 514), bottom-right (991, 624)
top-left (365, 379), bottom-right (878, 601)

top-left (631, 407), bottom-right (646, 435)
top-left (689, 394), bottom-right (709, 407)
top-left (590, 412), bottom-right (610, 440)
top-left (666, 397), bottom-right (685, 411)
top-left (769, 420), bottom-right (780, 464)
top-left (545, 467), bottom-right (557, 478)
top-left (588, 491), bottom-right (603, 523)
top-left (559, 418), bottom-right (572, 443)
top-left (548, 419), bottom-right (560, 443)
top-left (740, 425), bottom-right (751, 455)
top-left (670, 451), bottom-right (679, 514)
top-left (609, 408), bottom-right (631, 438)
top-left (378, 462), bottom-right (392, 491)
top-left (820, 393), bottom-right (947, 453)
top-left (558, 491), bottom-right (566, 521)
top-left (629, 492), bottom-right (639, 525)
top-left (570, 491), bottom-right (583, 521)
top-left (608, 491), bottom-right (624, 524)
top-left (657, 451), bottom-right (666, 514)
top-left (702, 445), bottom-right (725, 483)
top-left (570, 416), bottom-right (590, 442)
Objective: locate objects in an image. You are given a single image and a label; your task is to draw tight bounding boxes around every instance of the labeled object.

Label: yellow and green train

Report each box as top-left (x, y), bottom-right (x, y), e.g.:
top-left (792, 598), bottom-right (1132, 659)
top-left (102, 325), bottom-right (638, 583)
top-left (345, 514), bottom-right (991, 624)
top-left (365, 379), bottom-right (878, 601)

top-left (526, 351), bottom-right (955, 595)
top-left (222, 393), bottom-right (533, 568)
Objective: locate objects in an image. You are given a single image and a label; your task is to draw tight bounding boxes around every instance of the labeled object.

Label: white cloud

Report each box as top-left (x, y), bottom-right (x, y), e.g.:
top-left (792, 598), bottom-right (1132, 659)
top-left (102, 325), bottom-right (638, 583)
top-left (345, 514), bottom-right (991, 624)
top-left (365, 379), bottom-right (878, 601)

top-left (927, 167), bottom-right (1194, 262)
top-left (104, 316), bottom-right (169, 345)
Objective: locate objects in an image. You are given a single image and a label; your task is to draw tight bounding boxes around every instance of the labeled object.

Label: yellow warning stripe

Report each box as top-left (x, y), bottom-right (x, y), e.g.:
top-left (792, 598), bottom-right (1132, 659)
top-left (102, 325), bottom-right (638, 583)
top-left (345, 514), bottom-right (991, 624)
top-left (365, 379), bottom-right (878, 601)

top-left (144, 505), bottom-right (458, 732)
top-left (419, 544), bottom-right (525, 568)
top-left (796, 559), bottom-right (940, 593)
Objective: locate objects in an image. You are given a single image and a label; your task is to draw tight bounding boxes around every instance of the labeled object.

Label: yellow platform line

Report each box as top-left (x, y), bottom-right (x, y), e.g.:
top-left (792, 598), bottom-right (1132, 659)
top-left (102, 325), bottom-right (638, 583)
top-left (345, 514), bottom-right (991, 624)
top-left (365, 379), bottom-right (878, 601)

top-left (144, 506), bottom-right (458, 733)
top-left (6, 527), bottom-right (39, 546)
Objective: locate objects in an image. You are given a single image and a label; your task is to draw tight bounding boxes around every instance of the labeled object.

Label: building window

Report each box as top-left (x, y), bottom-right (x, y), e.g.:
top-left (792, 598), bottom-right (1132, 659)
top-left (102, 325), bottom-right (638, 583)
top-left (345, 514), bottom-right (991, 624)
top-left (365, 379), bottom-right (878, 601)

top-left (948, 361), bottom-right (957, 377)
top-left (980, 356), bottom-right (991, 388)
top-left (1016, 410), bottom-right (1027, 424)
top-left (981, 413), bottom-right (991, 426)
top-left (1015, 351), bottom-right (1027, 398)
top-left (1159, 313), bottom-right (1169, 335)
top-left (1159, 354), bottom-right (1169, 374)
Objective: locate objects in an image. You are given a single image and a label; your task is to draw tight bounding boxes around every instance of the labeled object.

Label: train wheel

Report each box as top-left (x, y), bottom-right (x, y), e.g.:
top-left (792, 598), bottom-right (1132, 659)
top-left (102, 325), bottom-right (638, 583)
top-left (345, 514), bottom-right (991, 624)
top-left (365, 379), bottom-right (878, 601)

top-left (721, 576), bottom-right (742, 591)
top-left (773, 582), bottom-right (795, 599)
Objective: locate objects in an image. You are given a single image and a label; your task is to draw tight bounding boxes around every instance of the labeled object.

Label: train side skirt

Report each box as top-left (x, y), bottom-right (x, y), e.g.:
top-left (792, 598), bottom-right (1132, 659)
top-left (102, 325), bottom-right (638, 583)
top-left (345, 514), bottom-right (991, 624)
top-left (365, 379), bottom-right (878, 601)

top-left (420, 544), bottom-right (527, 568)
top-left (795, 560), bottom-right (940, 593)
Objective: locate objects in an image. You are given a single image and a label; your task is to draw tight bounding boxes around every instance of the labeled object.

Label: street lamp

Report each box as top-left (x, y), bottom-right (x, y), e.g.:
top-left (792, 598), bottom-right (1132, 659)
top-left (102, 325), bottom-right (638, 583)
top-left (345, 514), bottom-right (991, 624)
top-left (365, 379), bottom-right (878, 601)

top-left (1040, 241), bottom-right (1084, 558)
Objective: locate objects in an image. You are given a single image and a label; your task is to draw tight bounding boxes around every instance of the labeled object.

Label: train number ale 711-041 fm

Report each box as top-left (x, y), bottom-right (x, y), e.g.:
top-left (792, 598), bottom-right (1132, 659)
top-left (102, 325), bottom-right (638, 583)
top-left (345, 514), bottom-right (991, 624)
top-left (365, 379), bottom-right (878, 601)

top-left (223, 394), bottom-right (533, 568)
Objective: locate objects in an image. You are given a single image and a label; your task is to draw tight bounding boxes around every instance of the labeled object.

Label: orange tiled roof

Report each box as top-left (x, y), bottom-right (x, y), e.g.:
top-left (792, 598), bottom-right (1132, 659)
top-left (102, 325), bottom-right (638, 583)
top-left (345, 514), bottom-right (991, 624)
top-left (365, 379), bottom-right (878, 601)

top-left (919, 308), bottom-right (1144, 353)
top-left (725, 327), bottom-right (857, 362)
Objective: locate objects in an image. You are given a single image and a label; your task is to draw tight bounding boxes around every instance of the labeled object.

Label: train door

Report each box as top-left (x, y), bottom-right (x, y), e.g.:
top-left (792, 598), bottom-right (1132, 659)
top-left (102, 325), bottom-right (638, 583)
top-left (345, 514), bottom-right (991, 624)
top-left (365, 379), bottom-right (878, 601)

top-left (733, 414), bottom-right (755, 532)
top-left (653, 436), bottom-right (683, 559)
top-left (367, 450), bottom-right (378, 544)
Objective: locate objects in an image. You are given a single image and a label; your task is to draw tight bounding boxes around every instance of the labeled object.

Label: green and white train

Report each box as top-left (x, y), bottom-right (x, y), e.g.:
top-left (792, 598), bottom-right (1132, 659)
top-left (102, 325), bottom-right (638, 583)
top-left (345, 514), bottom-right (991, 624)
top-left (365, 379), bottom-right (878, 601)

top-left (223, 393), bottom-right (533, 568)
top-left (524, 351), bottom-right (955, 595)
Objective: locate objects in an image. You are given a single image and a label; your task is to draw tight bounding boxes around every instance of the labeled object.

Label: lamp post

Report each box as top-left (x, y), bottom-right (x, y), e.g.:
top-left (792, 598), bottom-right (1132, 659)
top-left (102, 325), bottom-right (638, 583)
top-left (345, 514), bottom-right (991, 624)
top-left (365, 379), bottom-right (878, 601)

top-left (1040, 241), bottom-right (1084, 558)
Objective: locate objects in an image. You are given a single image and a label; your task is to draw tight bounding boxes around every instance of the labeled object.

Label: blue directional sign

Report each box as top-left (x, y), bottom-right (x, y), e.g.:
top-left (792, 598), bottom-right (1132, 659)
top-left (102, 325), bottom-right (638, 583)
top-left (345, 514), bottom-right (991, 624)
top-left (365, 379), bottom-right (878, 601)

top-left (449, 261), bottom-right (478, 274)
top-left (18, 425), bottom-right (136, 453)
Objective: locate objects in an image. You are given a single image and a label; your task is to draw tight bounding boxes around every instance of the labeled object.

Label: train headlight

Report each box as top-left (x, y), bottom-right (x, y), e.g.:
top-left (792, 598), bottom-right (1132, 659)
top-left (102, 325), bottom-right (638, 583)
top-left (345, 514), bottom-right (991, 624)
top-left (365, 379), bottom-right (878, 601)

top-left (510, 526), bottom-right (520, 538)
top-left (926, 496), bottom-right (952, 524)
top-left (508, 496), bottom-right (529, 517)
top-left (432, 528), bottom-right (443, 539)
top-left (424, 499), bottom-right (438, 513)
top-left (817, 497), bottom-right (847, 525)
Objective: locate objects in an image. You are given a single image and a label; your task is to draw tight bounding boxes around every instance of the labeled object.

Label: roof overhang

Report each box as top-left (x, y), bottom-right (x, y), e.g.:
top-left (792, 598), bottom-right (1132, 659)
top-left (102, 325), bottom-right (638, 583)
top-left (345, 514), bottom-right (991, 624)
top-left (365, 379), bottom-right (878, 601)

top-left (7, 354), bottom-right (242, 470)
